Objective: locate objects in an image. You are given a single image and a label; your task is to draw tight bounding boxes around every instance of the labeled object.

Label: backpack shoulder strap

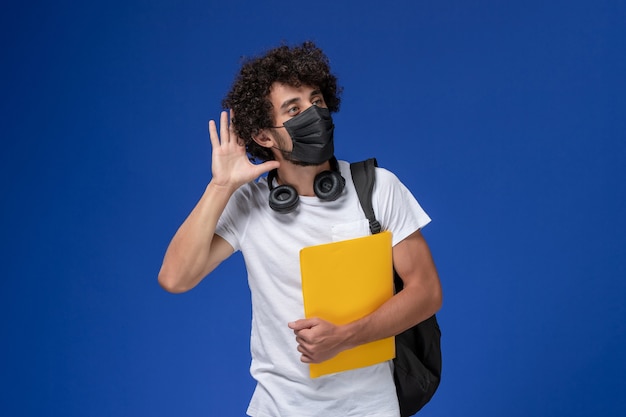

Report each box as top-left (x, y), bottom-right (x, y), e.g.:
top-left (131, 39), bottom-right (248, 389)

top-left (350, 158), bottom-right (382, 235)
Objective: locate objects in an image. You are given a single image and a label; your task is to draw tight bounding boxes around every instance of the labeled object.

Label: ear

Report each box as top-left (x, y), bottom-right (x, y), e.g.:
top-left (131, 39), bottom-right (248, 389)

top-left (252, 129), bottom-right (275, 148)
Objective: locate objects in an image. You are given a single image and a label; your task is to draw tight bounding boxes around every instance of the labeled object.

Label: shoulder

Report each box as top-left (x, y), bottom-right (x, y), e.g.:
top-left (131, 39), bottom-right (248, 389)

top-left (240, 176), bottom-right (270, 196)
top-left (226, 177), bottom-right (269, 213)
top-left (373, 165), bottom-right (403, 186)
top-left (339, 159), bottom-right (402, 181)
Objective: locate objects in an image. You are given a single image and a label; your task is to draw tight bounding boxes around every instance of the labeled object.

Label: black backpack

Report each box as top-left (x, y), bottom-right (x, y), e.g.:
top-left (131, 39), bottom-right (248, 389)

top-left (350, 158), bottom-right (442, 417)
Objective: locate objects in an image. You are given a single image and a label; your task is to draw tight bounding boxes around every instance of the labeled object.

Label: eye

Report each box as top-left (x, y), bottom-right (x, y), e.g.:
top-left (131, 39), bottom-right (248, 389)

top-left (312, 97), bottom-right (324, 106)
top-left (287, 105), bottom-right (300, 115)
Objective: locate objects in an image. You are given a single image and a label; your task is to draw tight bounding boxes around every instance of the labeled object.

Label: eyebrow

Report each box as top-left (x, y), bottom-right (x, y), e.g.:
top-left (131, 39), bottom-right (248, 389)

top-left (280, 97), bottom-right (300, 111)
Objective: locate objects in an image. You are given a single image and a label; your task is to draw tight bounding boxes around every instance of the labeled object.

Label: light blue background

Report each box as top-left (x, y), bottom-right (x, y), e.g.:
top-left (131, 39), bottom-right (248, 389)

top-left (2, 1), bottom-right (625, 416)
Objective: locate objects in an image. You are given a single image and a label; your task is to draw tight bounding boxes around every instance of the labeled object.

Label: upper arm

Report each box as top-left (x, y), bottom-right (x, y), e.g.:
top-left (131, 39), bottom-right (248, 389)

top-left (158, 232), bottom-right (235, 294)
top-left (392, 230), bottom-right (442, 300)
top-left (204, 233), bottom-right (236, 276)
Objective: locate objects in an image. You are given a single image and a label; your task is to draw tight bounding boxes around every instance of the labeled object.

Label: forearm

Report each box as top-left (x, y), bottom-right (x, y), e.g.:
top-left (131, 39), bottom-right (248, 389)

top-left (158, 181), bottom-right (235, 293)
top-left (341, 281), bottom-right (442, 350)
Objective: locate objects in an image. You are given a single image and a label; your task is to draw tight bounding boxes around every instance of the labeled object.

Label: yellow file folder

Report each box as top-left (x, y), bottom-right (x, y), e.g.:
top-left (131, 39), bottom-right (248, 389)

top-left (299, 231), bottom-right (395, 378)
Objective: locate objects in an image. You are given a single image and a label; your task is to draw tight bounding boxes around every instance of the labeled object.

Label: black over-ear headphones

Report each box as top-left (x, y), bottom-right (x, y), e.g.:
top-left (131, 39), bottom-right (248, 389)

top-left (267, 157), bottom-right (346, 213)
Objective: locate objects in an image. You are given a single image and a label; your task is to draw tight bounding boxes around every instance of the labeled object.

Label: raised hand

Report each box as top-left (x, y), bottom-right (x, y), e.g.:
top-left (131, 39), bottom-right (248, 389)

top-left (208, 110), bottom-right (279, 191)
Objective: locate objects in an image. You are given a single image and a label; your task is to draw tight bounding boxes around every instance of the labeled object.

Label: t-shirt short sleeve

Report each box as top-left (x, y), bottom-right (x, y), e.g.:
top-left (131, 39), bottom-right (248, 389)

top-left (373, 167), bottom-right (431, 247)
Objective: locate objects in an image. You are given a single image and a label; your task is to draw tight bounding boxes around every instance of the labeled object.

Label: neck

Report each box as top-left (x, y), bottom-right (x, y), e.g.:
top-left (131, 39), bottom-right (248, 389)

top-left (274, 159), bottom-right (333, 197)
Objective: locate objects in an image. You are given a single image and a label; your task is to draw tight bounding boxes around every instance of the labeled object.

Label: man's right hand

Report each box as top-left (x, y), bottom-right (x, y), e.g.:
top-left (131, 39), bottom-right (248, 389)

top-left (208, 110), bottom-right (280, 192)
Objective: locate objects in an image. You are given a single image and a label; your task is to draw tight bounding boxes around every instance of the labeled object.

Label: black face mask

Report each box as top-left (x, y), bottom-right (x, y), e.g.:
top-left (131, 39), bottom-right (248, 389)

top-left (279, 106), bottom-right (335, 164)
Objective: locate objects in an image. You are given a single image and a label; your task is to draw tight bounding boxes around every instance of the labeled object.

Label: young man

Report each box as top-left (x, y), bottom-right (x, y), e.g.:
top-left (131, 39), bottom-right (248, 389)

top-left (159, 41), bottom-right (442, 417)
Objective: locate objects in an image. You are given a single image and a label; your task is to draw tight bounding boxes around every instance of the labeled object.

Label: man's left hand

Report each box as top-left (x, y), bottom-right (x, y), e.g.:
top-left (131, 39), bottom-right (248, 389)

top-left (288, 318), bottom-right (348, 363)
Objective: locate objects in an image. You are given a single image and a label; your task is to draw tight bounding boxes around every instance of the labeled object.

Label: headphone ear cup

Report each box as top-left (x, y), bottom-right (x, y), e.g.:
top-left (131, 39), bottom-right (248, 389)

top-left (269, 185), bottom-right (299, 213)
top-left (313, 171), bottom-right (345, 201)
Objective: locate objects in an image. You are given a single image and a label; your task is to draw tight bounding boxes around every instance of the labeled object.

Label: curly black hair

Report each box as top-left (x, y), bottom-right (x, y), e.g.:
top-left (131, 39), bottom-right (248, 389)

top-left (222, 41), bottom-right (342, 162)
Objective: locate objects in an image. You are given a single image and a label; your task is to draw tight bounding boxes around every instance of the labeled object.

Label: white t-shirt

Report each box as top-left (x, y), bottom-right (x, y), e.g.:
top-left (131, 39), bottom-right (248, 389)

top-left (216, 160), bottom-right (431, 417)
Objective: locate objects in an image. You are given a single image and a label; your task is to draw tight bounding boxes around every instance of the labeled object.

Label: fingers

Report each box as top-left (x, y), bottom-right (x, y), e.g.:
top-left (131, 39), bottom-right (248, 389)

top-left (295, 338), bottom-right (328, 364)
top-left (297, 345), bottom-right (314, 363)
top-left (290, 319), bottom-right (317, 362)
top-left (208, 111), bottom-right (235, 148)
top-left (208, 119), bottom-right (219, 149)
top-left (220, 110), bottom-right (230, 143)
top-left (295, 337), bottom-right (315, 363)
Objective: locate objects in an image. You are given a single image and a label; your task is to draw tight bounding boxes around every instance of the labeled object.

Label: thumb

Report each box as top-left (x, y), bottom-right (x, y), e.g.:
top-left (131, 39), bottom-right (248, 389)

top-left (288, 318), bottom-right (318, 331)
top-left (253, 160), bottom-right (280, 177)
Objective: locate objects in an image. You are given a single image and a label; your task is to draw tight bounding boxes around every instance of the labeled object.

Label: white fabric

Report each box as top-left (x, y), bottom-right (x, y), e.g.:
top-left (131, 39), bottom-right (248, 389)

top-left (215, 160), bottom-right (431, 417)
